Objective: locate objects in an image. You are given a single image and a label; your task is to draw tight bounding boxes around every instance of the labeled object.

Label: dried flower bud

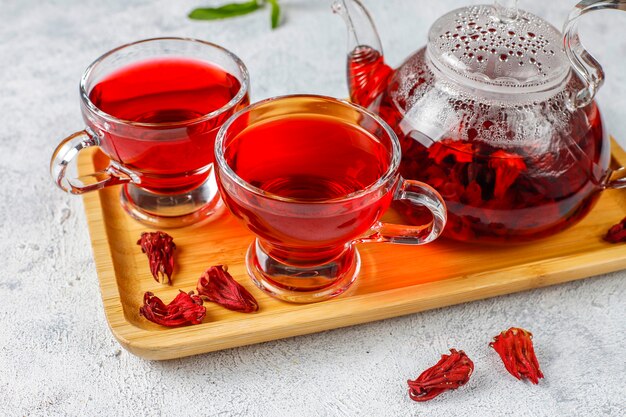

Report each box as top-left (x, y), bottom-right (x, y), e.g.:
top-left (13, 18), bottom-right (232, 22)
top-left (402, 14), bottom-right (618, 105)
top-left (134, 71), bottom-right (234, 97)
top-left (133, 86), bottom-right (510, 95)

top-left (139, 290), bottom-right (206, 327)
top-left (427, 140), bottom-right (474, 165)
top-left (197, 265), bottom-right (259, 313)
top-left (490, 327), bottom-right (544, 384)
top-left (408, 349), bottom-right (474, 402)
top-left (488, 150), bottom-right (527, 198)
top-left (137, 231), bottom-right (176, 284)
top-left (604, 216), bottom-right (626, 243)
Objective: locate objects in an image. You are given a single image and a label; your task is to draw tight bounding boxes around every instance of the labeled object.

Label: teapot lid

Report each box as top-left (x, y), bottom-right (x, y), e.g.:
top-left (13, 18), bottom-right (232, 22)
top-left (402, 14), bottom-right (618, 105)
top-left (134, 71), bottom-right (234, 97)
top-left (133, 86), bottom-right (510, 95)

top-left (427, 3), bottom-right (570, 93)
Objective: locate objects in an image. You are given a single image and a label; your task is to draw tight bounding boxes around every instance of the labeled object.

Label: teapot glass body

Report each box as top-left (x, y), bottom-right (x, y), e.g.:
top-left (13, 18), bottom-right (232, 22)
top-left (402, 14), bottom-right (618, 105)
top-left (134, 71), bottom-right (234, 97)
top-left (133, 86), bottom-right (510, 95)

top-left (334, 0), bottom-right (625, 242)
top-left (349, 45), bottom-right (608, 242)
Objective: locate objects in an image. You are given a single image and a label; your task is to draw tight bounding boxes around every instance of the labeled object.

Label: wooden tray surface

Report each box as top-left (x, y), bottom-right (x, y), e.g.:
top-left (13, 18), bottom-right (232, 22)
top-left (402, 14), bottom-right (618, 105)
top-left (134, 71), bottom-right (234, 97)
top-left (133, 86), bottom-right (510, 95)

top-left (79, 140), bottom-right (626, 360)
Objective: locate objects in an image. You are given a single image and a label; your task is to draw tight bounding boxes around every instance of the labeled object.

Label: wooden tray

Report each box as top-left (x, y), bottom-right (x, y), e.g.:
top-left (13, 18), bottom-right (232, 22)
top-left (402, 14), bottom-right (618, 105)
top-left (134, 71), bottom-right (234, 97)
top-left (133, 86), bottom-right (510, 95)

top-left (79, 140), bottom-right (626, 360)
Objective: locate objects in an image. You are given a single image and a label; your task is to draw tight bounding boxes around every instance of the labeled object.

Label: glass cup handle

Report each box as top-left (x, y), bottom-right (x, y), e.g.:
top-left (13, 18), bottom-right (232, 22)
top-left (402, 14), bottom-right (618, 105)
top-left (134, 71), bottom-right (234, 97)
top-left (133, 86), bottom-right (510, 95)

top-left (50, 129), bottom-right (131, 194)
top-left (360, 179), bottom-right (447, 245)
top-left (563, 0), bottom-right (626, 109)
top-left (605, 167), bottom-right (626, 189)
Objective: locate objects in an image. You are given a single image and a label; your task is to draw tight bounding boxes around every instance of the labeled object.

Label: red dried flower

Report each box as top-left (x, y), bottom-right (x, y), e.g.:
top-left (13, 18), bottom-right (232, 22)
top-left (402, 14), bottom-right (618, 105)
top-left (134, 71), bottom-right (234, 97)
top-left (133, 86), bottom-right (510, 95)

top-left (197, 265), bottom-right (259, 313)
top-left (137, 231), bottom-right (176, 284)
top-left (490, 327), bottom-right (544, 384)
top-left (488, 150), bottom-right (527, 199)
top-left (407, 349), bottom-right (474, 402)
top-left (139, 291), bottom-right (206, 327)
top-left (428, 140), bottom-right (474, 165)
top-left (604, 216), bottom-right (626, 243)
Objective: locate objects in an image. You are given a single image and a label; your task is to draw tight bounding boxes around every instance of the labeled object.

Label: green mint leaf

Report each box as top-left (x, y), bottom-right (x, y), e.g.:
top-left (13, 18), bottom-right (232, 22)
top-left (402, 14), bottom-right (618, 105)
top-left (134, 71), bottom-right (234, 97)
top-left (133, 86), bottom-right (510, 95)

top-left (267, 0), bottom-right (280, 29)
top-left (189, 0), bottom-right (261, 20)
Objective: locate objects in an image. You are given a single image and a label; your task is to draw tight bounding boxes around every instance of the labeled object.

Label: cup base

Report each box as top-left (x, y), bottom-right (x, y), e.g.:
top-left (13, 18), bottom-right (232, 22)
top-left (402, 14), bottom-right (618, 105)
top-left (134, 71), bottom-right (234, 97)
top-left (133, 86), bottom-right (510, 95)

top-left (246, 239), bottom-right (360, 303)
top-left (120, 172), bottom-right (223, 228)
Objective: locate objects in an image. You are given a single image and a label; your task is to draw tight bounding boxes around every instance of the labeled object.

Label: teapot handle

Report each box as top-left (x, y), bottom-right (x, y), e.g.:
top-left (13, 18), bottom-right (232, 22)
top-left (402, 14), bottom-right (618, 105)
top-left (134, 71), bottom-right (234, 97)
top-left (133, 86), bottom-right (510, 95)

top-left (563, 0), bottom-right (626, 109)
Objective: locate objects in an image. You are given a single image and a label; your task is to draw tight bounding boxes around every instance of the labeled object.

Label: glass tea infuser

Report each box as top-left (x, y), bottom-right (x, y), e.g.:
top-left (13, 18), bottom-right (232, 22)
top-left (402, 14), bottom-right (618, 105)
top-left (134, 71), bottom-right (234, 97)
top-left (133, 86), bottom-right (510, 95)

top-left (334, 0), bottom-right (626, 242)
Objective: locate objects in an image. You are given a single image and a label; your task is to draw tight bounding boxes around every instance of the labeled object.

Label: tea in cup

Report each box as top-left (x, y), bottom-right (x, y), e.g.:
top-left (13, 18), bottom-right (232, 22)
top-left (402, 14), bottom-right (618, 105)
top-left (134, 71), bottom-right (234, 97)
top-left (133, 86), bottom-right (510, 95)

top-left (50, 37), bottom-right (250, 227)
top-left (215, 95), bottom-right (447, 303)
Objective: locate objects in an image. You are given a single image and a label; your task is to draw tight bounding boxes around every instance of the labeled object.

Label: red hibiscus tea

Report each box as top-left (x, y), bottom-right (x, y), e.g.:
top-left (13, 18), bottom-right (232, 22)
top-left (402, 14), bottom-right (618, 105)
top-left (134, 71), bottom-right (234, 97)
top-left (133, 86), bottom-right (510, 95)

top-left (220, 113), bottom-right (394, 263)
top-left (215, 95), bottom-right (447, 303)
top-left (88, 57), bottom-right (248, 193)
top-left (51, 38), bottom-right (249, 227)
top-left (348, 47), bottom-right (608, 242)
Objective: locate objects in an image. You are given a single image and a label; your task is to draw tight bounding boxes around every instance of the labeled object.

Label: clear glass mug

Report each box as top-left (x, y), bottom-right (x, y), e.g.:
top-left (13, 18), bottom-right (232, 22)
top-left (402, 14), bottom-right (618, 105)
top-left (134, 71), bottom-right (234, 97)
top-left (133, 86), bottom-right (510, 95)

top-left (50, 38), bottom-right (250, 228)
top-left (215, 95), bottom-right (447, 303)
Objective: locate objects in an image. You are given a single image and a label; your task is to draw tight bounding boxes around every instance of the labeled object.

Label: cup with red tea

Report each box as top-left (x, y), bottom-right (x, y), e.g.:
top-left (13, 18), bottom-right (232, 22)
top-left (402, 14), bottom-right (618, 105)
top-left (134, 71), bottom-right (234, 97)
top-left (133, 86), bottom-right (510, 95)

top-left (50, 37), bottom-right (250, 227)
top-left (214, 95), bottom-right (447, 303)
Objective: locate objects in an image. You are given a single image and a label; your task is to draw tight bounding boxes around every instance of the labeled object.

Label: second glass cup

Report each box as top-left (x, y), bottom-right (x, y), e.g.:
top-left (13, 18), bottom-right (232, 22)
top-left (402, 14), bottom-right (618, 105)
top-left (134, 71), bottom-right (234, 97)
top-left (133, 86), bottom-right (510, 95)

top-left (215, 95), bottom-right (447, 303)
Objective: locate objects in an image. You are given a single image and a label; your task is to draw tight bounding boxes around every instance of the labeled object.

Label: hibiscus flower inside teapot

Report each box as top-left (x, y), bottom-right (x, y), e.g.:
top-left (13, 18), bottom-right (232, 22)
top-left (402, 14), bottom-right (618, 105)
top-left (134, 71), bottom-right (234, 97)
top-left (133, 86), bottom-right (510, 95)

top-left (333, 0), bottom-right (626, 242)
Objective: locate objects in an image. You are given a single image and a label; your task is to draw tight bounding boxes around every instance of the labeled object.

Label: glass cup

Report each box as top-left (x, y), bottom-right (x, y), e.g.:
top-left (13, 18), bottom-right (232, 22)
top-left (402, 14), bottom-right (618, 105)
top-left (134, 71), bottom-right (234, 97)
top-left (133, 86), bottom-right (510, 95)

top-left (215, 95), bottom-right (447, 303)
top-left (50, 37), bottom-right (250, 228)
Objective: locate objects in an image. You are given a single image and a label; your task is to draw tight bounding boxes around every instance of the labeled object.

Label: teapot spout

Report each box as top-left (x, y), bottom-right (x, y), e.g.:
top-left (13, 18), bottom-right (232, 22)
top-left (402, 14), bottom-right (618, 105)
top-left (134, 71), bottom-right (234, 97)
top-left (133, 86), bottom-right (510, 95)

top-left (332, 0), bottom-right (392, 107)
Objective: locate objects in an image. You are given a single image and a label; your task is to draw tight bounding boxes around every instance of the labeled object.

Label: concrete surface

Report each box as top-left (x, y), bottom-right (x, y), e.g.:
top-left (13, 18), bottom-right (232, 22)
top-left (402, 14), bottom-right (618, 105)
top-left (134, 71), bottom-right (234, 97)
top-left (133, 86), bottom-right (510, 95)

top-left (0, 0), bottom-right (625, 416)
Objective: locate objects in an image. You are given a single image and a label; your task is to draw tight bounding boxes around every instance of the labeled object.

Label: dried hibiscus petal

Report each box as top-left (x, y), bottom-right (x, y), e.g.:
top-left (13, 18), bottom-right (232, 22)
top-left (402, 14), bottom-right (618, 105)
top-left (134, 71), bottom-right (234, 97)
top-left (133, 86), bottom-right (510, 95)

top-left (407, 349), bottom-right (474, 402)
top-left (139, 290), bottom-right (206, 327)
top-left (490, 327), bottom-right (544, 384)
top-left (428, 140), bottom-right (474, 165)
top-left (137, 231), bottom-right (176, 284)
top-left (197, 265), bottom-right (259, 313)
top-left (488, 150), bottom-right (527, 199)
top-left (604, 216), bottom-right (626, 243)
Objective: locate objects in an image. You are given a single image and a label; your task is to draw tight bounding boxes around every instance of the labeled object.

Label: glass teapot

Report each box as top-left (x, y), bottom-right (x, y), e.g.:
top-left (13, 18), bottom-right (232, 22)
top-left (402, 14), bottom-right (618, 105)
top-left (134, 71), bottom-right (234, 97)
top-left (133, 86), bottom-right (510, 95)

top-left (333, 0), bottom-right (626, 242)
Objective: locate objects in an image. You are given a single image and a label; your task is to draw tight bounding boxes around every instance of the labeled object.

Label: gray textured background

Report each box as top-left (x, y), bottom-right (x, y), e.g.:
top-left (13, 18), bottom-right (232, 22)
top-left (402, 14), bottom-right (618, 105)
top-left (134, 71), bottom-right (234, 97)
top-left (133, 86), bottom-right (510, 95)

top-left (1, 0), bottom-right (625, 416)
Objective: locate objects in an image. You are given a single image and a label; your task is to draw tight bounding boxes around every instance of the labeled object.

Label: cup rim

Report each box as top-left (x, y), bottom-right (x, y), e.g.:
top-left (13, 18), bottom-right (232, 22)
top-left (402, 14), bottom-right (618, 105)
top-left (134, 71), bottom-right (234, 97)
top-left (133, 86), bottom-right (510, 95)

top-left (214, 94), bottom-right (401, 204)
top-left (79, 37), bottom-right (250, 128)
